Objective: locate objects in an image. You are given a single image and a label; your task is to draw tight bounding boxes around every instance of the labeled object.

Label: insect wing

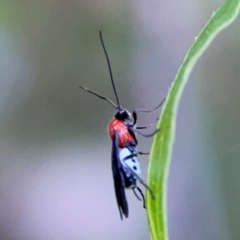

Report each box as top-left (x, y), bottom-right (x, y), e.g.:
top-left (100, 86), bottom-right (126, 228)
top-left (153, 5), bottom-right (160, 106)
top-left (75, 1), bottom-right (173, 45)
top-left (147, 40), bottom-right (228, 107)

top-left (111, 131), bottom-right (128, 219)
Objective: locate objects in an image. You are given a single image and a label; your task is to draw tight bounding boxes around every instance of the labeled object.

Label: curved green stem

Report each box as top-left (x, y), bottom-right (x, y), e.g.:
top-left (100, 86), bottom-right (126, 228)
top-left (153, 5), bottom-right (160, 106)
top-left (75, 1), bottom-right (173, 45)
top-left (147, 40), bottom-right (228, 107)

top-left (146, 1), bottom-right (240, 240)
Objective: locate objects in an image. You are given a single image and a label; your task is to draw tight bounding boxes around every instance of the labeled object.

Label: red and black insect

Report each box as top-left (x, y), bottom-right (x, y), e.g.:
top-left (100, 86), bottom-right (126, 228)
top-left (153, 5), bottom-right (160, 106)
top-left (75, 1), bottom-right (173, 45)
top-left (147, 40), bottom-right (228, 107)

top-left (79, 31), bottom-right (164, 219)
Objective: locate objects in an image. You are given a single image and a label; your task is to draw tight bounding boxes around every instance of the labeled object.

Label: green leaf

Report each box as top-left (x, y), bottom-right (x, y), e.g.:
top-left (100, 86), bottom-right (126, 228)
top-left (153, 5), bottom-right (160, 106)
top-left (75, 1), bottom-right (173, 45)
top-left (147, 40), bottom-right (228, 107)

top-left (146, 1), bottom-right (240, 240)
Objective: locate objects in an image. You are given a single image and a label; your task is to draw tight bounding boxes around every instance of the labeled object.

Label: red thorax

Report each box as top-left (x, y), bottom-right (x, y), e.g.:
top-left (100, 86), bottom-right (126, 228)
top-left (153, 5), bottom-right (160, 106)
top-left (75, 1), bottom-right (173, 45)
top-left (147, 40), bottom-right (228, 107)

top-left (108, 119), bottom-right (134, 148)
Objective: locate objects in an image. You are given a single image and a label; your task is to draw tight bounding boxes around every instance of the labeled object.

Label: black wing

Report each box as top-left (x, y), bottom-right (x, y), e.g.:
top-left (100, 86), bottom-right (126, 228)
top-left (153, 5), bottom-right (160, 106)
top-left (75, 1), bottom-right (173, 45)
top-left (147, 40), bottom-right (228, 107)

top-left (111, 131), bottom-right (128, 220)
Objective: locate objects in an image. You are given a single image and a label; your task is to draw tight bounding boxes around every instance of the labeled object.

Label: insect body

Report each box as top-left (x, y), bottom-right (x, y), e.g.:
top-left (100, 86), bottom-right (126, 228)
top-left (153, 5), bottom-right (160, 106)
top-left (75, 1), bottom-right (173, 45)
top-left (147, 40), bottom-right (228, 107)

top-left (112, 131), bottom-right (154, 219)
top-left (79, 31), bottom-right (164, 219)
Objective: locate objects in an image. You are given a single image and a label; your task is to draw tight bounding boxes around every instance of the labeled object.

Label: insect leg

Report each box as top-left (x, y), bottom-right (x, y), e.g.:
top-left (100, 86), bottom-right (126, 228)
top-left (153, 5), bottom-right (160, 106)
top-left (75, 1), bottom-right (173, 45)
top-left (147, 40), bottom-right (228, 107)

top-left (123, 162), bottom-right (155, 199)
top-left (136, 98), bottom-right (165, 114)
top-left (136, 187), bottom-right (146, 209)
top-left (130, 128), bottom-right (160, 138)
top-left (136, 118), bottom-right (159, 130)
top-left (138, 151), bottom-right (149, 155)
top-left (132, 187), bottom-right (142, 201)
top-left (136, 126), bottom-right (152, 130)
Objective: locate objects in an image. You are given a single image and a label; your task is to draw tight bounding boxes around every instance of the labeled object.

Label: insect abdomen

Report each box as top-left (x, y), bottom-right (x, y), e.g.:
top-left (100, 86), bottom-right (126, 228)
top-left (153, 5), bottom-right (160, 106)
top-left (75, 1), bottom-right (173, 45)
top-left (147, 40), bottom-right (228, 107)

top-left (119, 148), bottom-right (141, 189)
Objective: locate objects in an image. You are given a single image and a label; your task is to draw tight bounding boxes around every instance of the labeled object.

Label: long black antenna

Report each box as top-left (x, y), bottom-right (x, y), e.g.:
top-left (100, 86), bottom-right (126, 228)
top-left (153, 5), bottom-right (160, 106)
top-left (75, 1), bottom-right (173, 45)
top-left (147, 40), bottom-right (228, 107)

top-left (99, 31), bottom-right (121, 110)
top-left (79, 86), bottom-right (117, 108)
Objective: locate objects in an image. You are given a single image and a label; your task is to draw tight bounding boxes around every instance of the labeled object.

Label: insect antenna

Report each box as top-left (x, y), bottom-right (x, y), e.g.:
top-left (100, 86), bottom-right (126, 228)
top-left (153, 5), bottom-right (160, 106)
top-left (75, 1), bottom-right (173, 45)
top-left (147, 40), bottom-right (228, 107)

top-left (79, 86), bottom-right (117, 108)
top-left (99, 31), bottom-right (121, 110)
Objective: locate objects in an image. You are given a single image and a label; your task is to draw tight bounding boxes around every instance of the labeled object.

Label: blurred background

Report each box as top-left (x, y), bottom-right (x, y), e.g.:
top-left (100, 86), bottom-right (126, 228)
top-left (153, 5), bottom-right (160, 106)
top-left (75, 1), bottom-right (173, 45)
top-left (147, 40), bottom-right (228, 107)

top-left (0, 0), bottom-right (240, 239)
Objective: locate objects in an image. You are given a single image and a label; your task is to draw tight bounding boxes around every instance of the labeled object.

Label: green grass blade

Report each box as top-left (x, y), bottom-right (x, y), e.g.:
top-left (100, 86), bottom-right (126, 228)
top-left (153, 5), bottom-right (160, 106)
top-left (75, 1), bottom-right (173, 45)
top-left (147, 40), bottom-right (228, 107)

top-left (146, 1), bottom-right (240, 239)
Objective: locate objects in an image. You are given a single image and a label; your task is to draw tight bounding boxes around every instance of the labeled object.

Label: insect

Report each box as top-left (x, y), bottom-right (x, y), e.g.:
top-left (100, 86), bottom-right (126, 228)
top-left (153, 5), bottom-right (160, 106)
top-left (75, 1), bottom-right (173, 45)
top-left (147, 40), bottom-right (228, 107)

top-left (79, 31), bottom-right (164, 219)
